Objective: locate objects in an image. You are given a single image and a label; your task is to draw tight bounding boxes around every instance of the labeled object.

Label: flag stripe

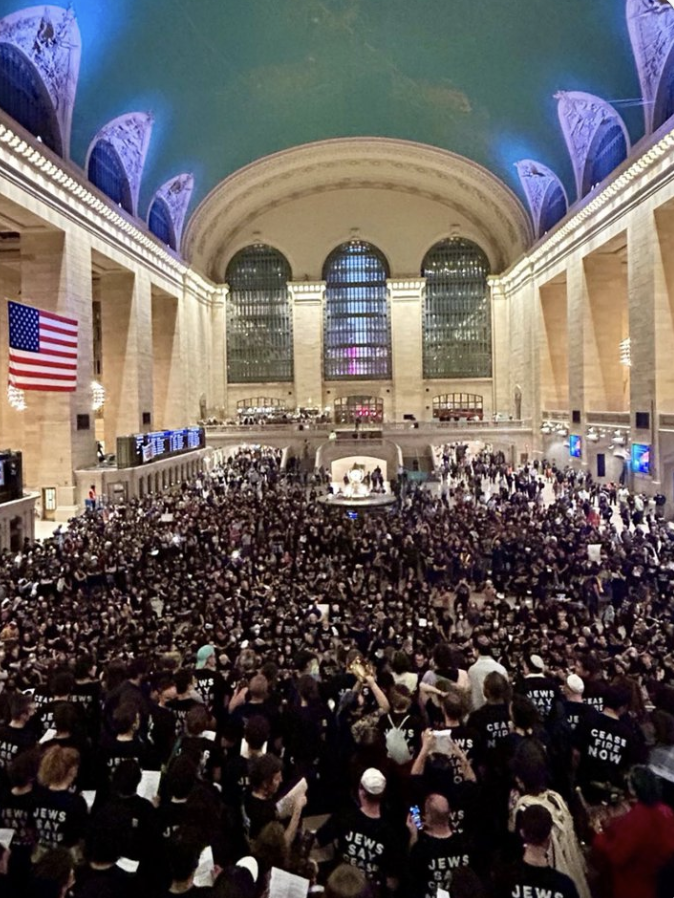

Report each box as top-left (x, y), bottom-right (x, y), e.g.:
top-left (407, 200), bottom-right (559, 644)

top-left (41, 323), bottom-right (78, 339)
top-left (40, 310), bottom-right (78, 328)
top-left (39, 339), bottom-right (78, 353)
top-left (9, 349), bottom-right (77, 367)
top-left (20, 382), bottom-right (76, 392)
top-left (10, 358), bottom-right (77, 372)
top-left (9, 367), bottom-right (76, 381)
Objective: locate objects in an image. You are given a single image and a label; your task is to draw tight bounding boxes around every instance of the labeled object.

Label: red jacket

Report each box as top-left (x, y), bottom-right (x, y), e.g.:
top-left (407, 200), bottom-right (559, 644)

top-left (594, 802), bottom-right (674, 898)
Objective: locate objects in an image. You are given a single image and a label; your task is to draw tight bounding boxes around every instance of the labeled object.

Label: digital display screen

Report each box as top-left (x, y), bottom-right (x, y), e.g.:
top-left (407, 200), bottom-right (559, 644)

top-left (631, 443), bottom-right (651, 475)
top-left (117, 427), bottom-right (206, 468)
top-left (0, 461), bottom-right (5, 488)
top-left (569, 435), bottom-right (582, 458)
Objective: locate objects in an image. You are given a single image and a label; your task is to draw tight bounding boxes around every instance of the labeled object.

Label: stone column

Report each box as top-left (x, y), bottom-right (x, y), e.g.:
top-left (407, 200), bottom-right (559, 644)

top-left (629, 207), bottom-right (659, 485)
top-left (388, 279), bottom-right (425, 421)
top-left (288, 282), bottom-right (325, 409)
top-left (19, 230), bottom-right (95, 510)
top-left (490, 278), bottom-right (510, 417)
top-left (210, 285), bottom-right (227, 418)
top-left (99, 267), bottom-right (154, 449)
top-left (566, 258), bottom-right (588, 467)
top-left (152, 288), bottom-right (183, 430)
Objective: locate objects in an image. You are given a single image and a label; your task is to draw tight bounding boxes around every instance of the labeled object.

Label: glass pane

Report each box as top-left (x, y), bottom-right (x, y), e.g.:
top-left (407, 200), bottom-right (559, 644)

top-left (225, 244), bottom-right (293, 383)
top-left (88, 141), bottom-right (133, 213)
top-left (148, 197), bottom-right (175, 249)
top-left (0, 43), bottom-right (61, 154)
top-left (422, 238), bottom-right (491, 379)
top-left (323, 241), bottom-right (391, 380)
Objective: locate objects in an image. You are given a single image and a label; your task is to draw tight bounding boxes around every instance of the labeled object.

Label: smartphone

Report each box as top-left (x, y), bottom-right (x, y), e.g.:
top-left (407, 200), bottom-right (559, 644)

top-left (410, 805), bottom-right (422, 830)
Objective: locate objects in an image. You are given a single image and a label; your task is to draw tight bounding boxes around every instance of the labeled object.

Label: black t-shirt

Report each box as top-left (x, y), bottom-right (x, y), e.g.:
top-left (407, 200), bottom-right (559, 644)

top-left (563, 700), bottom-right (597, 733)
top-left (0, 724), bottom-right (37, 773)
top-left (73, 865), bottom-right (137, 898)
top-left (518, 675), bottom-right (559, 720)
top-left (167, 698), bottom-right (201, 737)
top-left (443, 724), bottom-right (481, 784)
top-left (93, 793), bottom-right (161, 863)
top-left (409, 831), bottom-right (472, 898)
top-left (574, 712), bottom-right (639, 790)
top-left (32, 785), bottom-right (88, 848)
top-left (0, 786), bottom-right (36, 850)
top-left (243, 792), bottom-right (278, 840)
top-left (468, 703), bottom-right (511, 757)
top-left (70, 681), bottom-right (102, 735)
top-left (99, 738), bottom-right (148, 787)
top-left (147, 704), bottom-right (177, 769)
top-left (193, 670), bottom-right (228, 715)
top-left (497, 861), bottom-right (580, 898)
top-left (317, 805), bottom-right (403, 885)
top-left (582, 679), bottom-right (608, 713)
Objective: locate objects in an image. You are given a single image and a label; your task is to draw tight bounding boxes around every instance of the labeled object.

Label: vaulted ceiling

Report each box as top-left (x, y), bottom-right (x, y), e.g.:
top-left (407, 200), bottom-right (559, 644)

top-left (0, 0), bottom-right (644, 224)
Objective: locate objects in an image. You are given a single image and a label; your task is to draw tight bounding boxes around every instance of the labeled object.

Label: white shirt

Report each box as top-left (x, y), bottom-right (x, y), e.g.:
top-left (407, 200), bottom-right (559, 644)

top-left (468, 655), bottom-right (508, 710)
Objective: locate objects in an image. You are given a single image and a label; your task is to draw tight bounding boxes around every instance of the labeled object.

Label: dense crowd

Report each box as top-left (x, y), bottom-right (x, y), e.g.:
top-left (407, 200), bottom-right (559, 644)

top-left (2, 445), bottom-right (674, 897)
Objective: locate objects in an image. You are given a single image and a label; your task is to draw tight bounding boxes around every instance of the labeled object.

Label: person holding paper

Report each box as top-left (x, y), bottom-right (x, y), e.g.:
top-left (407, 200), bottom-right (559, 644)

top-left (244, 754), bottom-right (306, 846)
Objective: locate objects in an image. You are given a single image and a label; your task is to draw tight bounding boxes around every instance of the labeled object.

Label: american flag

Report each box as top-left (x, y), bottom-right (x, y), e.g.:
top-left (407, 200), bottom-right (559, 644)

top-left (8, 300), bottom-right (78, 392)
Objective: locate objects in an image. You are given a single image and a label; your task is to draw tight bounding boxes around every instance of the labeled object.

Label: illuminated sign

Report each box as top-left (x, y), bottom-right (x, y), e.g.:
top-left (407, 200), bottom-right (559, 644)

top-left (569, 435), bottom-right (582, 458)
top-left (117, 427), bottom-right (205, 468)
top-left (631, 442), bottom-right (651, 475)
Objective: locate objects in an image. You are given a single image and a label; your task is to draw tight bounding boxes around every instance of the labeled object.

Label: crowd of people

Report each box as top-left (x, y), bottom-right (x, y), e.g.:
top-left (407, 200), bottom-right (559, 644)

top-left (1, 444), bottom-right (674, 897)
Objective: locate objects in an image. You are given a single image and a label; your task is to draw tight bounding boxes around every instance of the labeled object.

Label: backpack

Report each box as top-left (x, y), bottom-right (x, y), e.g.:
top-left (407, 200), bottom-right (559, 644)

top-left (385, 714), bottom-right (412, 765)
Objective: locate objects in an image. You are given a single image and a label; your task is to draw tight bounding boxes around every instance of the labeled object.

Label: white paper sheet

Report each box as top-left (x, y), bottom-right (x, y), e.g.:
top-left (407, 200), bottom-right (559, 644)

top-left (82, 791), bottom-right (96, 812)
top-left (437, 889), bottom-right (450, 898)
top-left (269, 866), bottom-right (310, 898)
top-left (137, 770), bottom-right (161, 802)
top-left (116, 857), bottom-right (140, 873)
top-left (276, 777), bottom-right (307, 820)
top-left (39, 728), bottom-right (57, 744)
top-left (193, 845), bottom-right (214, 888)
top-left (0, 828), bottom-right (14, 849)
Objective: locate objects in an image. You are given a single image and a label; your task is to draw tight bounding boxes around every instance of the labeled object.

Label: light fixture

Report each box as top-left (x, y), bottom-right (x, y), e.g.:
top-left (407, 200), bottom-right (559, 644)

top-left (91, 381), bottom-right (106, 411)
top-left (619, 338), bottom-right (631, 367)
top-left (7, 384), bottom-right (26, 411)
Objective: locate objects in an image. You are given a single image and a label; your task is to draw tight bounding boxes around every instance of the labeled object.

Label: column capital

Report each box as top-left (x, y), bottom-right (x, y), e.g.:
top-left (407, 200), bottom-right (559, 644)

top-left (387, 278), bottom-right (426, 301)
top-left (288, 281), bottom-right (326, 303)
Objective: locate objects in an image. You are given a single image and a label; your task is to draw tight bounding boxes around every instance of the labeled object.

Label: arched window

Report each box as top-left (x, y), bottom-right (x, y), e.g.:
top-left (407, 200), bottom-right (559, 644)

top-left (226, 244), bottom-right (293, 384)
top-left (0, 43), bottom-right (61, 154)
top-left (88, 140), bottom-right (133, 214)
top-left (422, 238), bottom-right (491, 379)
top-left (538, 183), bottom-right (567, 236)
top-left (323, 241), bottom-right (391, 380)
top-left (148, 196), bottom-right (176, 249)
top-left (582, 123), bottom-right (627, 195)
top-left (654, 43), bottom-right (674, 132)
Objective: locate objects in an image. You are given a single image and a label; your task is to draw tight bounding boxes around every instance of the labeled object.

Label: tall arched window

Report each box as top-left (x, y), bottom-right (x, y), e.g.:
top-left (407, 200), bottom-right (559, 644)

top-left (226, 244), bottom-right (293, 383)
top-left (323, 241), bottom-right (391, 380)
top-left (0, 43), bottom-right (61, 154)
top-left (582, 123), bottom-right (627, 195)
top-left (88, 140), bottom-right (133, 213)
top-left (422, 238), bottom-right (491, 379)
top-left (148, 196), bottom-right (176, 250)
top-left (538, 183), bottom-right (567, 236)
top-left (654, 44), bottom-right (674, 132)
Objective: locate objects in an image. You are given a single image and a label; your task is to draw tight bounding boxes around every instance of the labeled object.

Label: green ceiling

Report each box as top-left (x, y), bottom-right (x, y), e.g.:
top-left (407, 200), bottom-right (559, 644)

top-left (1, 0), bottom-right (644, 219)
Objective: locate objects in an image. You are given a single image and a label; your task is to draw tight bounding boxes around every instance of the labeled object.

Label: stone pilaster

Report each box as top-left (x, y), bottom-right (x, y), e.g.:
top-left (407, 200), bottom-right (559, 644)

top-left (100, 268), bottom-right (153, 449)
top-left (288, 282), bottom-right (325, 409)
top-left (388, 279), bottom-right (425, 420)
top-left (19, 230), bottom-right (95, 507)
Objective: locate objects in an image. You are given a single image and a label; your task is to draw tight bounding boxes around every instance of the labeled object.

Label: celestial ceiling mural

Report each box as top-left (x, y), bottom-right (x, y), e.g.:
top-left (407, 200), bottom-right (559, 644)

top-left (0, 0), bottom-right (647, 222)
